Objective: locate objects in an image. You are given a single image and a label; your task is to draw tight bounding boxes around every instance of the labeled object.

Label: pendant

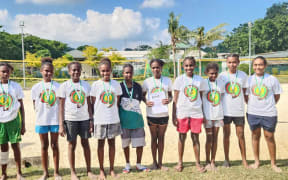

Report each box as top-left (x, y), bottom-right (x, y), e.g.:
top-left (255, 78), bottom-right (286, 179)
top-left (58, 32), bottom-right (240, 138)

top-left (128, 102), bottom-right (133, 109)
top-left (46, 103), bottom-right (51, 108)
top-left (3, 106), bottom-right (8, 111)
top-left (77, 103), bottom-right (82, 108)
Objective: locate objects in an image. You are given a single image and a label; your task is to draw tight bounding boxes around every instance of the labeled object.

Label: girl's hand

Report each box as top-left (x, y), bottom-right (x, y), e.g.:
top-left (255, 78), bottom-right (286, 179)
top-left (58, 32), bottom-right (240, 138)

top-left (172, 116), bottom-right (178, 127)
top-left (203, 118), bottom-right (207, 124)
top-left (59, 125), bottom-right (66, 137)
top-left (89, 121), bottom-right (94, 133)
top-left (21, 126), bottom-right (26, 135)
top-left (162, 98), bottom-right (169, 105)
top-left (146, 101), bottom-right (154, 107)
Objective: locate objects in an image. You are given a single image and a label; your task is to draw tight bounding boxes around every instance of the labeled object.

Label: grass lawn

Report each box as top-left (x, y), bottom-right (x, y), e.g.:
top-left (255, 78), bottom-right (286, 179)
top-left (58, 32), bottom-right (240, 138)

top-left (5, 160), bottom-right (288, 180)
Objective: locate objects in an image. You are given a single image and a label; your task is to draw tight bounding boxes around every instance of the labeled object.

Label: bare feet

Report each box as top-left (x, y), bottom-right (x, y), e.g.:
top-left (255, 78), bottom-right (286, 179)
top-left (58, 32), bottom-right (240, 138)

top-left (150, 163), bottom-right (158, 170)
top-left (99, 170), bottom-right (106, 180)
top-left (54, 174), bottom-right (62, 180)
top-left (16, 174), bottom-right (25, 180)
top-left (0, 174), bottom-right (7, 180)
top-left (222, 160), bottom-right (230, 168)
top-left (196, 164), bottom-right (206, 173)
top-left (205, 163), bottom-right (212, 171)
top-left (38, 174), bottom-right (48, 180)
top-left (174, 163), bottom-right (183, 172)
top-left (159, 166), bottom-right (169, 171)
top-left (242, 161), bottom-right (249, 169)
top-left (249, 162), bottom-right (260, 169)
top-left (210, 163), bottom-right (217, 171)
top-left (70, 172), bottom-right (79, 180)
top-left (272, 165), bottom-right (282, 173)
top-left (110, 170), bottom-right (118, 178)
top-left (87, 172), bottom-right (97, 180)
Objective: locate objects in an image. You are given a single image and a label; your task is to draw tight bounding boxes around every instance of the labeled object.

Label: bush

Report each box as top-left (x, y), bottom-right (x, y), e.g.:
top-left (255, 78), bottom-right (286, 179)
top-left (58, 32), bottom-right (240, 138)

top-left (280, 70), bottom-right (288, 75)
top-left (238, 63), bottom-right (254, 74)
top-left (272, 68), bottom-right (279, 75)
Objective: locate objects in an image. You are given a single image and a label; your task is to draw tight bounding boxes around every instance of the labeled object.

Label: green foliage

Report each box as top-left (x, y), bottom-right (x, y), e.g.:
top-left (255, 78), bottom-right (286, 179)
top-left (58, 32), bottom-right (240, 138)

top-left (35, 49), bottom-right (51, 58)
top-left (238, 63), bottom-right (254, 75)
top-left (147, 42), bottom-right (170, 60)
top-left (280, 70), bottom-right (288, 75)
top-left (272, 67), bottom-right (279, 75)
top-left (76, 45), bottom-right (89, 51)
top-left (265, 2), bottom-right (288, 19)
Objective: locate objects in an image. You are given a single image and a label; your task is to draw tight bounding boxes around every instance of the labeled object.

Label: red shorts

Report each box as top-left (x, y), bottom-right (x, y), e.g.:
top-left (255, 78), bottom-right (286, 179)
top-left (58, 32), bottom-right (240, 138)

top-left (177, 117), bottom-right (203, 134)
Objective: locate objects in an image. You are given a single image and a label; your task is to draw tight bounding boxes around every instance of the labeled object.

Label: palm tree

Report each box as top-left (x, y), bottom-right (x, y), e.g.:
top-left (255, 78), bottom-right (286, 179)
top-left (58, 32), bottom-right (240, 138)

top-left (189, 23), bottom-right (227, 75)
top-left (168, 12), bottom-right (189, 78)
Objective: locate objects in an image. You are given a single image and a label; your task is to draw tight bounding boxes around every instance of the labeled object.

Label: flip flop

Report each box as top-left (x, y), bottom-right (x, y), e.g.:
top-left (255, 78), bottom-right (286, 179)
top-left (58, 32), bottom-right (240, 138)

top-left (122, 167), bottom-right (131, 174)
top-left (136, 166), bottom-right (151, 172)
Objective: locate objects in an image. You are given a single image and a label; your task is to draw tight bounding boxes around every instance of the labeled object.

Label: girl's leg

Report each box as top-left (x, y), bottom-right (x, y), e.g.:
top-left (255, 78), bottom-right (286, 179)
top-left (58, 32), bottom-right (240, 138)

top-left (250, 128), bottom-right (261, 169)
top-left (175, 133), bottom-right (186, 172)
top-left (223, 124), bottom-right (231, 167)
top-left (148, 124), bottom-right (158, 169)
top-left (211, 127), bottom-right (220, 166)
top-left (191, 133), bottom-right (205, 172)
top-left (205, 127), bottom-right (213, 170)
top-left (68, 140), bottom-right (78, 180)
top-left (98, 139), bottom-right (106, 180)
top-left (11, 143), bottom-right (24, 179)
top-left (39, 133), bottom-right (49, 179)
top-left (1, 143), bottom-right (9, 179)
top-left (136, 147), bottom-right (143, 164)
top-left (235, 125), bottom-right (248, 168)
top-left (108, 138), bottom-right (117, 177)
top-left (50, 133), bottom-right (60, 178)
top-left (263, 130), bottom-right (281, 172)
top-left (157, 124), bottom-right (168, 171)
top-left (123, 146), bottom-right (130, 164)
top-left (81, 138), bottom-right (96, 179)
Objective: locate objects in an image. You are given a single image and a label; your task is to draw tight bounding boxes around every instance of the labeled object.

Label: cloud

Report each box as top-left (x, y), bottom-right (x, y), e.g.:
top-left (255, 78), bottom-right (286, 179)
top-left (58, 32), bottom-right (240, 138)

top-left (145, 18), bottom-right (160, 30)
top-left (141, 0), bottom-right (174, 8)
top-left (0, 9), bottom-right (8, 22)
top-left (153, 28), bottom-right (170, 44)
top-left (15, 0), bottom-right (83, 5)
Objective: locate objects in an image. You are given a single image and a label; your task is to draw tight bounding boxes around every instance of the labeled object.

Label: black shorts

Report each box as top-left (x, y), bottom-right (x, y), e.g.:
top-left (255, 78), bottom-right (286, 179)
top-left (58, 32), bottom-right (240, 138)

top-left (224, 116), bottom-right (245, 126)
top-left (247, 113), bottom-right (277, 133)
top-left (147, 116), bottom-right (169, 126)
top-left (64, 120), bottom-right (91, 141)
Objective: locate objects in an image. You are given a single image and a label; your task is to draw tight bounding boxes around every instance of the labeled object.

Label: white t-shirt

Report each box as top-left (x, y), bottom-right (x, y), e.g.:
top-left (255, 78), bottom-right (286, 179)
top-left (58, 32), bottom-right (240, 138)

top-left (200, 78), bottom-right (225, 121)
top-left (57, 80), bottom-right (91, 121)
top-left (0, 81), bottom-right (24, 123)
top-left (218, 70), bottom-right (248, 117)
top-left (90, 79), bottom-right (122, 125)
top-left (246, 73), bottom-right (282, 117)
top-left (31, 81), bottom-right (60, 125)
top-left (173, 74), bottom-right (203, 119)
top-left (142, 76), bottom-right (172, 117)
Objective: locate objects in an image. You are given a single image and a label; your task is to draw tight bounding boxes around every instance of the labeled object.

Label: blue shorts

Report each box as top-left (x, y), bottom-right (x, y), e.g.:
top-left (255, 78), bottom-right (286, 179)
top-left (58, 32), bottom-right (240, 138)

top-left (35, 125), bottom-right (59, 134)
top-left (247, 113), bottom-right (277, 133)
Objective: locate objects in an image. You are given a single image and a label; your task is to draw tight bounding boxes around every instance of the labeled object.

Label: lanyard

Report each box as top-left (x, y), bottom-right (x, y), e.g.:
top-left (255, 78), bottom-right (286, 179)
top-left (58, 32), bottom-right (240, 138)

top-left (123, 80), bottom-right (134, 101)
top-left (207, 79), bottom-right (218, 101)
top-left (42, 81), bottom-right (53, 102)
top-left (255, 74), bottom-right (264, 89)
top-left (70, 80), bottom-right (83, 102)
top-left (153, 76), bottom-right (162, 91)
top-left (227, 71), bottom-right (238, 90)
top-left (102, 80), bottom-right (112, 95)
top-left (185, 75), bottom-right (194, 93)
top-left (0, 80), bottom-right (10, 106)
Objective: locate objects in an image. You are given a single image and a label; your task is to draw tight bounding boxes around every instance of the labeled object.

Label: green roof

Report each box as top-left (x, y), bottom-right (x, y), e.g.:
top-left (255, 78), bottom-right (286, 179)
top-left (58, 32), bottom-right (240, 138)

top-left (175, 43), bottom-right (192, 49)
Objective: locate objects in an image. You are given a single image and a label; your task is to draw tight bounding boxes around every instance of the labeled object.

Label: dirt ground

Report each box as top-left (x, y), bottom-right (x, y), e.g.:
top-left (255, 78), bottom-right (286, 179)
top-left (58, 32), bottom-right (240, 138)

top-left (15, 84), bottom-right (288, 169)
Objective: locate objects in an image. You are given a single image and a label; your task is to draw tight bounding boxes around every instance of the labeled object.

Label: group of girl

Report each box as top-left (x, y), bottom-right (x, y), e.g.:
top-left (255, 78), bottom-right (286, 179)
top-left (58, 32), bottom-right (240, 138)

top-left (0, 54), bottom-right (282, 180)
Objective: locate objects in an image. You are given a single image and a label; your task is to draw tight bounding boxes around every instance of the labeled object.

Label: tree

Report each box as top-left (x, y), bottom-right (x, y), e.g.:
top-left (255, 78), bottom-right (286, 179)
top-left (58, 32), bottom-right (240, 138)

top-left (189, 23), bottom-right (227, 75)
top-left (35, 49), bottom-right (51, 58)
top-left (77, 45), bottom-right (89, 51)
top-left (135, 45), bottom-right (152, 51)
top-left (168, 12), bottom-right (189, 78)
top-left (265, 2), bottom-right (288, 19)
top-left (147, 41), bottom-right (170, 60)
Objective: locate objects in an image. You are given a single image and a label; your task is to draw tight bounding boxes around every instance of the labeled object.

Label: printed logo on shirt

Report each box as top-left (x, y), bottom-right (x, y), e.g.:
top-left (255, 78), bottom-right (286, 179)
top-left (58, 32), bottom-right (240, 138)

top-left (40, 90), bottom-right (57, 107)
top-left (207, 91), bottom-right (221, 106)
top-left (0, 93), bottom-right (13, 111)
top-left (225, 82), bottom-right (241, 98)
top-left (184, 85), bottom-right (198, 102)
top-left (252, 85), bottom-right (268, 100)
top-left (100, 91), bottom-right (115, 107)
top-left (70, 90), bottom-right (86, 106)
top-left (151, 87), bottom-right (164, 93)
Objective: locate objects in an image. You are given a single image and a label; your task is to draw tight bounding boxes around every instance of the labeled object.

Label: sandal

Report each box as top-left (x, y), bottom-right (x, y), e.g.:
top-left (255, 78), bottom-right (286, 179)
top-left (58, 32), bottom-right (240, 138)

top-left (122, 167), bottom-right (131, 174)
top-left (136, 165), bottom-right (150, 172)
top-left (174, 163), bottom-right (183, 172)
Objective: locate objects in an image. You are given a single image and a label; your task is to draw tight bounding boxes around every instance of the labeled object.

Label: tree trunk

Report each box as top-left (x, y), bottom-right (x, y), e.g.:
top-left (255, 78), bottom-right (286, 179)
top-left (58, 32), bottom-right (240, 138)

top-left (198, 48), bottom-right (202, 76)
top-left (172, 46), bottom-right (176, 79)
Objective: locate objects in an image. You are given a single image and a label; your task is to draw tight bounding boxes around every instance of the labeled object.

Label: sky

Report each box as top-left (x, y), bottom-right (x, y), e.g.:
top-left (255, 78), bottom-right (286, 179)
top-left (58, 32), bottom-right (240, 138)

top-left (0, 0), bottom-right (286, 50)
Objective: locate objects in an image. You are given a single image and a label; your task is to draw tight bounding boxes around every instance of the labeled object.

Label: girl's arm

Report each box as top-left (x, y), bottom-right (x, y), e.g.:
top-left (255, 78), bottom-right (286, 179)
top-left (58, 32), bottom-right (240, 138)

top-left (162, 91), bottom-right (173, 105)
top-left (33, 100), bottom-right (35, 110)
top-left (244, 95), bottom-right (249, 104)
top-left (172, 90), bottom-right (179, 127)
top-left (274, 94), bottom-right (280, 104)
top-left (200, 91), bottom-right (206, 123)
top-left (142, 92), bottom-right (154, 107)
top-left (87, 96), bottom-right (94, 133)
top-left (19, 99), bottom-right (25, 135)
top-left (58, 98), bottom-right (66, 137)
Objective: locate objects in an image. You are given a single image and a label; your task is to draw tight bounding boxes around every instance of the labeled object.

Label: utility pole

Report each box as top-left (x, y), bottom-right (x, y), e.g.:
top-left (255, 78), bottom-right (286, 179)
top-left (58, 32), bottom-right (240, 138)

top-left (20, 21), bottom-right (26, 88)
top-left (248, 22), bottom-right (252, 76)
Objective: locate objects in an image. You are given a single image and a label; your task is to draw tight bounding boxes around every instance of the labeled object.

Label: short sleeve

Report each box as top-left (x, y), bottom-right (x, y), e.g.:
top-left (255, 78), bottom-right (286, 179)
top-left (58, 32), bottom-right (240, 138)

top-left (219, 81), bottom-right (225, 94)
top-left (90, 82), bottom-right (97, 97)
top-left (84, 81), bottom-right (91, 95)
top-left (167, 78), bottom-right (173, 92)
top-left (272, 77), bottom-right (282, 94)
top-left (16, 83), bottom-right (24, 99)
top-left (57, 83), bottom-right (66, 98)
top-left (245, 78), bottom-right (251, 95)
top-left (173, 77), bottom-right (181, 91)
top-left (116, 82), bottom-right (122, 96)
top-left (142, 79), bottom-right (148, 93)
top-left (31, 85), bottom-right (37, 100)
top-left (242, 73), bottom-right (249, 89)
top-left (200, 79), bottom-right (206, 91)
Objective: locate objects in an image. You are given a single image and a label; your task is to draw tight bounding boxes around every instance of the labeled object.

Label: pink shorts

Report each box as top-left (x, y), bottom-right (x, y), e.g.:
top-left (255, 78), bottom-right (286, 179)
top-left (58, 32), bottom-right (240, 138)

top-left (177, 117), bottom-right (203, 134)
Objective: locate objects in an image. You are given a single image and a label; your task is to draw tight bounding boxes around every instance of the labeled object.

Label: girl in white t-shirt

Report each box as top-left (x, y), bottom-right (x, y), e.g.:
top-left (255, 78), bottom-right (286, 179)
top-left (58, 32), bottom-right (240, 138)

top-left (200, 63), bottom-right (224, 171)
top-left (90, 58), bottom-right (122, 179)
top-left (218, 54), bottom-right (248, 168)
top-left (31, 58), bottom-right (61, 180)
top-left (0, 62), bottom-right (26, 180)
top-left (142, 59), bottom-right (173, 171)
top-left (58, 62), bottom-right (96, 180)
top-left (172, 57), bottom-right (205, 172)
top-left (245, 56), bottom-right (282, 172)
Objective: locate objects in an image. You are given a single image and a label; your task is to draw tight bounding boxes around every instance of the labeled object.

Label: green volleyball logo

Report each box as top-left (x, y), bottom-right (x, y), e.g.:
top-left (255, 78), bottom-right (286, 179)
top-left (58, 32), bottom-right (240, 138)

top-left (184, 85), bottom-right (198, 102)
